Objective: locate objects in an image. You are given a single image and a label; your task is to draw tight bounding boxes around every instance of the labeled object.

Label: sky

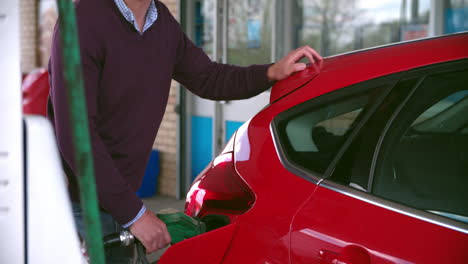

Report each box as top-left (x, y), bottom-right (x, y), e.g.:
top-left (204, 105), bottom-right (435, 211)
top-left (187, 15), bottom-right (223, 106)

top-left (358, 0), bottom-right (431, 24)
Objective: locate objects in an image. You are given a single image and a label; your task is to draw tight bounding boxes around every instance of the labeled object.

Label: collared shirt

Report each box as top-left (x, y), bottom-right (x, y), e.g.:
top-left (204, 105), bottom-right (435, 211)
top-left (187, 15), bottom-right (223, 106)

top-left (114, 0), bottom-right (158, 34)
top-left (122, 206), bottom-right (146, 228)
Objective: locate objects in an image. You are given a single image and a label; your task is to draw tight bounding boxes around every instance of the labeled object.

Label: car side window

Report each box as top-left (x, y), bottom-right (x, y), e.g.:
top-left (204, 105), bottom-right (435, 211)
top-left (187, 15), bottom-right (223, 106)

top-left (373, 70), bottom-right (468, 223)
top-left (274, 82), bottom-right (388, 176)
top-left (330, 78), bottom-right (418, 189)
top-left (411, 90), bottom-right (468, 132)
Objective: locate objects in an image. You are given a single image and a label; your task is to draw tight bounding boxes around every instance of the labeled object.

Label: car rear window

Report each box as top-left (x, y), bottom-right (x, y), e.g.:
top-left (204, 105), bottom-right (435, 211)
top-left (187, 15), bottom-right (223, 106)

top-left (273, 84), bottom-right (387, 176)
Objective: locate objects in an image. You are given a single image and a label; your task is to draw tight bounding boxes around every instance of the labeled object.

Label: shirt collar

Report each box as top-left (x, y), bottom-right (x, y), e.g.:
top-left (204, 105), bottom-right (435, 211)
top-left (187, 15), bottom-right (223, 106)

top-left (114, 0), bottom-right (158, 34)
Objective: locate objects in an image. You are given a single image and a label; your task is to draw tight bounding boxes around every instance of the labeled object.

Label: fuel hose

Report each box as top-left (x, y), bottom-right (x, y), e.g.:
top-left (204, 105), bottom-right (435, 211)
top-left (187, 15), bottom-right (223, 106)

top-left (55, 0), bottom-right (105, 263)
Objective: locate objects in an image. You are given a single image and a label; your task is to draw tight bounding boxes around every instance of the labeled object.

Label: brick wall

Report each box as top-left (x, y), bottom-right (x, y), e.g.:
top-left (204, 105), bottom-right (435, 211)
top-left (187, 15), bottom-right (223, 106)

top-left (20, 0), bottom-right (38, 73)
top-left (154, 0), bottom-right (179, 197)
top-left (161, 0), bottom-right (178, 16)
top-left (153, 81), bottom-right (178, 197)
top-left (38, 1), bottom-right (57, 68)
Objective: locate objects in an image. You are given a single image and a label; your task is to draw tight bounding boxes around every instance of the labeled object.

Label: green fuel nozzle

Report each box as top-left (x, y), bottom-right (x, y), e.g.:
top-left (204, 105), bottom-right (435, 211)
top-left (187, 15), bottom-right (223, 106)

top-left (103, 209), bottom-right (230, 248)
top-left (102, 210), bottom-right (229, 264)
top-left (156, 208), bottom-right (206, 244)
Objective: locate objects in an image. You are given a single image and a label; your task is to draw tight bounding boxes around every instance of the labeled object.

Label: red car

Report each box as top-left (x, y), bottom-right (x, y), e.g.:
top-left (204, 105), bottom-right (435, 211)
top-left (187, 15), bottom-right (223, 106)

top-left (22, 69), bottom-right (50, 116)
top-left (160, 33), bottom-right (468, 264)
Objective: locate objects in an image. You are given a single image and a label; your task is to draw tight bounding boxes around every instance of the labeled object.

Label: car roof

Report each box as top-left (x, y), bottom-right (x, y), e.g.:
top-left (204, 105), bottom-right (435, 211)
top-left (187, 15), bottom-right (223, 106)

top-left (325, 32), bottom-right (468, 60)
top-left (320, 32), bottom-right (468, 74)
top-left (280, 32), bottom-right (468, 105)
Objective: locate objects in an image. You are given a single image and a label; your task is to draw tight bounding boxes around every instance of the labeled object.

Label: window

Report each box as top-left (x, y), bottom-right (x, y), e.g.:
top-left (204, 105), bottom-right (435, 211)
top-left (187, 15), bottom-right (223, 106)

top-left (274, 82), bottom-right (388, 176)
top-left (290, 0), bottom-right (431, 57)
top-left (411, 90), bottom-right (468, 131)
top-left (227, 0), bottom-right (273, 66)
top-left (330, 78), bottom-right (418, 189)
top-left (373, 69), bottom-right (468, 223)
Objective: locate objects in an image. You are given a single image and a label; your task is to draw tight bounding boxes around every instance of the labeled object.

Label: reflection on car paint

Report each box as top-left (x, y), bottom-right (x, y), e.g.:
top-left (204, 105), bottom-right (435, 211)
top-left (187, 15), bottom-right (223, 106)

top-left (234, 119), bottom-right (252, 162)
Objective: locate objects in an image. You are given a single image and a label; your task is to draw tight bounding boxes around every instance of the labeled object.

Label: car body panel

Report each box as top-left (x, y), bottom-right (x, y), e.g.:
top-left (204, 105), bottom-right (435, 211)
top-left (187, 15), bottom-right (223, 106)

top-left (242, 34), bottom-right (468, 264)
top-left (270, 63), bottom-right (320, 103)
top-left (273, 33), bottom-right (468, 112)
top-left (158, 223), bottom-right (237, 264)
top-left (22, 69), bottom-right (49, 116)
top-left (216, 110), bottom-right (319, 263)
top-left (290, 184), bottom-right (468, 264)
top-left (161, 33), bottom-right (468, 263)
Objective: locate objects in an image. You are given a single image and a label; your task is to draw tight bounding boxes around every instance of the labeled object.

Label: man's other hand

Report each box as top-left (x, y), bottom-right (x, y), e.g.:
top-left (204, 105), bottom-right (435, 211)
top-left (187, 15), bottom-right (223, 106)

top-left (129, 210), bottom-right (171, 253)
top-left (267, 45), bottom-right (322, 82)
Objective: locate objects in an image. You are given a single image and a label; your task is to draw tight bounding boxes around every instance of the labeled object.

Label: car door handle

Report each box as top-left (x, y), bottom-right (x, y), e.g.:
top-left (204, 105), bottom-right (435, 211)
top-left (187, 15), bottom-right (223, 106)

top-left (319, 250), bottom-right (349, 264)
top-left (319, 245), bottom-right (370, 264)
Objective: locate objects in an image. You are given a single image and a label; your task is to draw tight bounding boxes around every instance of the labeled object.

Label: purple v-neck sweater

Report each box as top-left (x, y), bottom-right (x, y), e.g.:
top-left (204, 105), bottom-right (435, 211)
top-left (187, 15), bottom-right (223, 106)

top-left (48, 0), bottom-right (272, 225)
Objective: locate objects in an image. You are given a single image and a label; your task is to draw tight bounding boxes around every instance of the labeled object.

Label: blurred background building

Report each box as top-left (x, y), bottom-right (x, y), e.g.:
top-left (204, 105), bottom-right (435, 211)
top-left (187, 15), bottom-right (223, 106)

top-left (19, 0), bottom-right (468, 198)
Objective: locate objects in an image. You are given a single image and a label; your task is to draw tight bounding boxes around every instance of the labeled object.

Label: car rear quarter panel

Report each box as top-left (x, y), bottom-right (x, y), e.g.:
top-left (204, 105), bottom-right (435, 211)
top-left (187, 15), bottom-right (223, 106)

top-left (158, 224), bottom-right (237, 264)
top-left (220, 106), bottom-right (321, 263)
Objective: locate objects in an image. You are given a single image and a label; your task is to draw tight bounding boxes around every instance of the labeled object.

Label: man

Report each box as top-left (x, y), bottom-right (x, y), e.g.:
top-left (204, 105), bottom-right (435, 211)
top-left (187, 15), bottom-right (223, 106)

top-left (48, 0), bottom-right (322, 261)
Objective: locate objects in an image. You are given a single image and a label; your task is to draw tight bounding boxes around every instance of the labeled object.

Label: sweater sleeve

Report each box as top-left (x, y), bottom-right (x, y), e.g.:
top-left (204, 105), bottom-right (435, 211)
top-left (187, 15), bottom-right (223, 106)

top-left (48, 23), bottom-right (143, 225)
top-left (169, 10), bottom-right (273, 100)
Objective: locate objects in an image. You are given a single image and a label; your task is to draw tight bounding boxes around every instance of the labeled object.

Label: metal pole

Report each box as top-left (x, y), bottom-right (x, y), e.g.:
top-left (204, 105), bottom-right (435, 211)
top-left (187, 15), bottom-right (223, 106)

top-left (222, 0), bottom-right (228, 64)
top-left (283, 0), bottom-right (295, 55)
top-left (212, 0), bottom-right (224, 157)
top-left (429, 0), bottom-right (445, 36)
top-left (271, 0), bottom-right (277, 63)
top-left (400, 0), bottom-right (407, 26)
top-left (55, 0), bottom-right (105, 263)
top-left (410, 0), bottom-right (419, 24)
top-left (176, 0), bottom-right (187, 200)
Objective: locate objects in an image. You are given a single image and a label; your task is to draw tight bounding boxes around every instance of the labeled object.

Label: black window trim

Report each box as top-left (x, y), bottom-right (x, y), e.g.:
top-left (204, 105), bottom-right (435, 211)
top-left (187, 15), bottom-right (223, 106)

top-left (324, 59), bottom-right (468, 234)
top-left (370, 59), bottom-right (468, 191)
top-left (271, 73), bottom-right (404, 185)
top-left (271, 59), bottom-right (468, 234)
top-left (367, 76), bottom-right (426, 192)
top-left (319, 179), bottom-right (468, 234)
top-left (269, 123), bottom-right (321, 185)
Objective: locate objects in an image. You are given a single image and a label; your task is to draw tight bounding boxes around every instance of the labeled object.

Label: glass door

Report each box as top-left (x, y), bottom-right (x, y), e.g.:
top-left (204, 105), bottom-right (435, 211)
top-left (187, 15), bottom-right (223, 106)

top-left (186, 0), bottom-right (276, 185)
top-left (221, 0), bottom-right (275, 148)
top-left (186, 0), bottom-right (217, 184)
top-left (226, 0), bottom-right (274, 66)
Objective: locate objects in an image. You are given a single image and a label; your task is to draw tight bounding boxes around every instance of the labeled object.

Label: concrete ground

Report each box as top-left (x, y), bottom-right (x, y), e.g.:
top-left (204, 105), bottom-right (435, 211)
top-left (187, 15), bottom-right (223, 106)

top-left (143, 195), bottom-right (186, 214)
top-left (142, 195), bottom-right (186, 263)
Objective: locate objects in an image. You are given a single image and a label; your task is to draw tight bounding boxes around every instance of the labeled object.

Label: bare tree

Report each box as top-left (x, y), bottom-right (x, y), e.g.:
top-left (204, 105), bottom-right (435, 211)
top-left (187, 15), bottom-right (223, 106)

top-left (303, 0), bottom-right (360, 55)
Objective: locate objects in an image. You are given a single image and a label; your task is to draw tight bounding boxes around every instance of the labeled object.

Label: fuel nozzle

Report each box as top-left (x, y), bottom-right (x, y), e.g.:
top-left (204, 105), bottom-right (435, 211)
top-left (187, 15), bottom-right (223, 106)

top-left (156, 208), bottom-right (206, 244)
top-left (103, 230), bottom-right (134, 248)
top-left (156, 209), bottom-right (231, 244)
top-left (102, 209), bottom-right (231, 248)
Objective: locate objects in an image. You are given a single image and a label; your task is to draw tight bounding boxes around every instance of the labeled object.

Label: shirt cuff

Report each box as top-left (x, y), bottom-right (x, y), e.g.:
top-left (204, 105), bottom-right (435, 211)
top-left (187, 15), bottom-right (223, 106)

top-left (122, 205), bottom-right (146, 228)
